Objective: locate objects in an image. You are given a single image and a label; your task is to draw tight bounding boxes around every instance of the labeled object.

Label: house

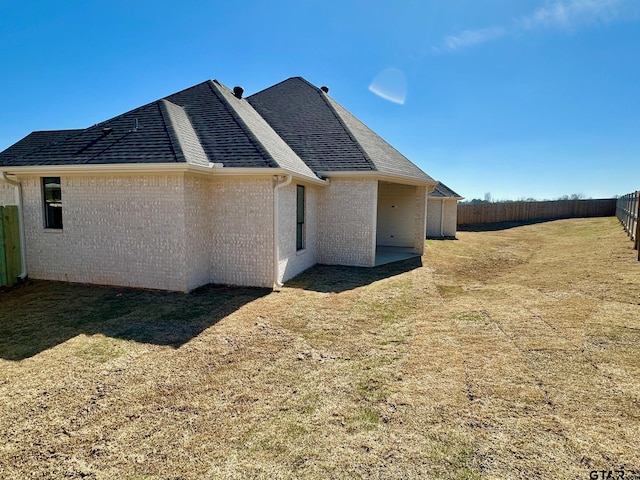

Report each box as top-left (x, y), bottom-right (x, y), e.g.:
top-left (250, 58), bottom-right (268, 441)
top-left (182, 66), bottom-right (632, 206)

top-left (426, 182), bottom-right (463, 239)
top-left (0, 77), bottom-right (438, 292)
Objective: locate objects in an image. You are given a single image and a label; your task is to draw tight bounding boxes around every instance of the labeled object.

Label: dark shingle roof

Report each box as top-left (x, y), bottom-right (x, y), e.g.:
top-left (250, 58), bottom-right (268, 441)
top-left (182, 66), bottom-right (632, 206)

top-left (248, 77), bottom-right (434, 182)
top-left (0, 129), bottom-right (82, 164)
top-left (0, 101), bottom-right (179, 166)
top-left (429, 182), bottom-right (462, 199)
top-left (1, 77), bottom-right (431, 184)
top-left (0, 80), bottom-right (315, 179)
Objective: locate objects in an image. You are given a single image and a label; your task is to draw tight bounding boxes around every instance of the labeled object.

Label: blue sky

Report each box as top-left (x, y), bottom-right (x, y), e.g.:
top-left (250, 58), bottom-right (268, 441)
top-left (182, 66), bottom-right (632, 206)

top-left (1, 0), bottom-right (638, 200)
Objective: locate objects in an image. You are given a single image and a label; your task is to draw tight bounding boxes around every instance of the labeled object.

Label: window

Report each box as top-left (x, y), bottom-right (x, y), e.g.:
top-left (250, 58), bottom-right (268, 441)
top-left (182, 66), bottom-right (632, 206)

top-left (43, 177), bottom-right (63, 229)
top-left (296, 185), bottom-right (305, 250)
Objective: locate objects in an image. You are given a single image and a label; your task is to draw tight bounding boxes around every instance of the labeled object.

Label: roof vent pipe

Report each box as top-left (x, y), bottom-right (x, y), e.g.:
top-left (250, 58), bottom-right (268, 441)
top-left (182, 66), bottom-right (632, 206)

top-left (320, 86), bottom-right (329, 93)
top-left (233, 86), bottom-right (244, 99)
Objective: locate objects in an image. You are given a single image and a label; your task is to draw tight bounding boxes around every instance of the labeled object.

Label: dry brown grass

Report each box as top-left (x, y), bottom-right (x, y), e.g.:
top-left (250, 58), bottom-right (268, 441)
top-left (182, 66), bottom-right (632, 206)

top-left (0, 217), bottom-right (638, 479)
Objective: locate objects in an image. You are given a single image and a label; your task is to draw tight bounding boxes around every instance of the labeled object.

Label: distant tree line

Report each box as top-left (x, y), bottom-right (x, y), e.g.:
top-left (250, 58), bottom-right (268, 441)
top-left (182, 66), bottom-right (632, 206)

top-left (461, 193), bottom-right (589, 204)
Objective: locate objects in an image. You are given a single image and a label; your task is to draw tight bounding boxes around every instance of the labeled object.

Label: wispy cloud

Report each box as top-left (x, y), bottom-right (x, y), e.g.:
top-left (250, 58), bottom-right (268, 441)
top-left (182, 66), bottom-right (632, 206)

top-left (521, 0), bottom-right (624, 30)
top-left (436, 0), bottom-right (632, 52)
top-left (443, 26), bottom-right (507, 51)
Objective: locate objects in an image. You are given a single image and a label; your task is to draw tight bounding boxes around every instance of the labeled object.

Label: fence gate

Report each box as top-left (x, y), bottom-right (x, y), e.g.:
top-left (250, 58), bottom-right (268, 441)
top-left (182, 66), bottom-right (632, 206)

top-left (0, 206), bottom-right (21, 287)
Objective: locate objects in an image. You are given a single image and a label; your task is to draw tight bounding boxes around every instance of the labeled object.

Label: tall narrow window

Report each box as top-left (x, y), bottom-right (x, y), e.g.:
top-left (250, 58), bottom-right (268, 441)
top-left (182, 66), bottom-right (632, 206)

top-left (296, 185), bottom-right (305, 251)
top-left (43, 177), bottom-right (63, 229)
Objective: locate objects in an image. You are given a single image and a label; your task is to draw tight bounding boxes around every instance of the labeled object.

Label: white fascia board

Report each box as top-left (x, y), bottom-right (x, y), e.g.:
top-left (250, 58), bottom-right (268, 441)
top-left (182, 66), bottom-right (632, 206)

top-left (1, 163), bottom-right (190, 176)
top-left (210, 167), bottom-right (327, 185)
top-left (0, 163), bottom-right (328, 185)
top-left (428, 194), bottom-right (465, 201)
top-left (318, 170), bottom-right (438, 188)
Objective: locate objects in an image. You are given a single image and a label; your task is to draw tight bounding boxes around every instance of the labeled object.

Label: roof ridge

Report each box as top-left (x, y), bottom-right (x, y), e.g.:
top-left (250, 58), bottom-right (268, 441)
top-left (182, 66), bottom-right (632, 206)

top-left (158, 99), bottom-right (187, 163)
top-left (32, 128), bottom-right (83, 134)
top-left (208, 80), bottom-right (277, 168)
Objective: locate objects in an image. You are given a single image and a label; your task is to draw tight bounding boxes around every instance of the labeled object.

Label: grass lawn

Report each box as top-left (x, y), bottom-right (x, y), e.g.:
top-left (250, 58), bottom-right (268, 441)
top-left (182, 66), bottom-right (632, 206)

top-left (0, 217), bottom-right (638, 479)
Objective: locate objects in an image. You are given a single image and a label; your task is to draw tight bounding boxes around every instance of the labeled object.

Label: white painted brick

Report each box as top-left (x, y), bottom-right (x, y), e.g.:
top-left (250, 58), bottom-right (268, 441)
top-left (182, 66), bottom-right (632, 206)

top-left (317, 178), bottom-right (377, 266)
top-left (0, 182), bottom-right (17, 205)
top-left (5, 171), bottom-right (430, 291)
top-left (277, 182), bottom-right (318, 283)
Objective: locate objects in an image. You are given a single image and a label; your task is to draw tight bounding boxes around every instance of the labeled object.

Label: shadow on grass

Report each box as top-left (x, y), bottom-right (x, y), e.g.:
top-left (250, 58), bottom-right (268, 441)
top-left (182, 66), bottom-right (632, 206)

top-left (0, 280), bottom-right (270, 361)
top-left (286, 256), bottom-right (423, 293)
top-left (457, 219), bottom-right (557, 232)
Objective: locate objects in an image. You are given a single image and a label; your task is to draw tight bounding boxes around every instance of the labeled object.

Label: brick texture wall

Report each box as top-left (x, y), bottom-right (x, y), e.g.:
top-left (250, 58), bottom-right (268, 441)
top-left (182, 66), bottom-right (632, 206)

top-left (277, 182), bottom-right (318, 283)
top-left (317, 178), bottom-right (377, 267)
top-left (426, 197), bottom-right (457, 238)
top-left (413, 185), bottom-right (427, 253)
top-left (7, 173), bottom-right (277, 291)
top-left (3, 172), bottom-right (429, 291)
top-left (208, 176), bottom-right (274, 288)
top-left (20, 174), bottom-right (189, 291)
top-left (0, 182), bottom-right (16, 205)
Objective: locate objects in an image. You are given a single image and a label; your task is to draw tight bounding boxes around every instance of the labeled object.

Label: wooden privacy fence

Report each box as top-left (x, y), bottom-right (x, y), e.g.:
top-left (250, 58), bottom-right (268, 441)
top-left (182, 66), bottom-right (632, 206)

top-left (458, 198), bottom-right (617, 226)
top-left (615, 191), bottom-right (640, 261)
top-left (0, 206), bottom-right (22, 287)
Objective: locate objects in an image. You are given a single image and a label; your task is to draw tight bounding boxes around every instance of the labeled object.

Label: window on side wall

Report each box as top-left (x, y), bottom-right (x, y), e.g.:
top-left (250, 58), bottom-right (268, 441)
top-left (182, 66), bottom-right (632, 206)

top-left (43, 177), bottom-right (63, 229)
top-left (296, 184), bottom-right (305, 251)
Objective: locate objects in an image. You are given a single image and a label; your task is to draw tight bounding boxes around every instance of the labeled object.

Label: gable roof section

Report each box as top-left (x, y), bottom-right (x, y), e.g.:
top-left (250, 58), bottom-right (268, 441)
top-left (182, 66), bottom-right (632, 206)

top-left (429, 181), bottom-right (462, 199)
top-left (248, 77), bottom-right (434, 182)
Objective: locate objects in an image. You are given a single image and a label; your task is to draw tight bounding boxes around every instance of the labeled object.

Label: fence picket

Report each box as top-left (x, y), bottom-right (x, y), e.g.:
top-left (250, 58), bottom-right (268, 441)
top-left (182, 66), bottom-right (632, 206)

top-left (458, 198), bottom-right (617, 226)
top-left (615, 190), bottom-right (640, 261)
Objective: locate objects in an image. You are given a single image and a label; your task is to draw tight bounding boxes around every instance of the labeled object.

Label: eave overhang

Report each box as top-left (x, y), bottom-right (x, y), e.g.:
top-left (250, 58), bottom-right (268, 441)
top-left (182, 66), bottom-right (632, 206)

top-left (317, 170), bottom-right (438, 189)
top-left (0, 163), bottom-right (328, 186)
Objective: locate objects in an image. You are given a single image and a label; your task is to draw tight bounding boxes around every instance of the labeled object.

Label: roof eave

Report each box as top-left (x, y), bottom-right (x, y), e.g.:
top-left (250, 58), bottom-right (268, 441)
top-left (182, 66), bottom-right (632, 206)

top-left (317, 170), bottom-right (438, 187)
top-left (429, 193), bottom-right (465, 200)
top-left (0, 163), bottom-right (327, 185)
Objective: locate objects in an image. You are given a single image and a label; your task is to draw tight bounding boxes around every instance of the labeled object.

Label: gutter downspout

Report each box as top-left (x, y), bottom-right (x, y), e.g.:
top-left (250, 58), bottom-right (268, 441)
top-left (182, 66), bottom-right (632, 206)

top-left (1, 172), bottom-right (28, 279)
top-left (273, 174), bottom-right (292, 288)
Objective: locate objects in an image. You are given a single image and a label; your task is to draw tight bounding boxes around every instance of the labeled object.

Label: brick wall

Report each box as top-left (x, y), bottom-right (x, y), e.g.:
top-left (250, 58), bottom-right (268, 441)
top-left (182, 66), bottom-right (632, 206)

top-left (317, 178), bottom-right (377, 267)
top-left (184, 174), bottom-right (214, 290)
top-left (278, 182), bottom-right (318, 283)
top-left (7, 173), bottom-right (278, 291)
top-left (208, 176), bottom-right (274, 288)
top-left (441, 199), bottom-right (458, 238)
top-left (20, 174), bottom-right (189, 291)
top-left (3, 172), bottom-right (430, 291)
top-left (0, 182), bottom-right (16, 205)
top-left (427, 197), bottom-right (458, 238)
top-left (413, 185), bottom-right (428, 252)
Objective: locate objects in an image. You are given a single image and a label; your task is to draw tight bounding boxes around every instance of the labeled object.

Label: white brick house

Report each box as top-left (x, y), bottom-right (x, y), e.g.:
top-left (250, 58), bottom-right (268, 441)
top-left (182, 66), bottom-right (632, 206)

top-left (0, 77), bottom-right (438, 291)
